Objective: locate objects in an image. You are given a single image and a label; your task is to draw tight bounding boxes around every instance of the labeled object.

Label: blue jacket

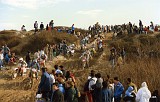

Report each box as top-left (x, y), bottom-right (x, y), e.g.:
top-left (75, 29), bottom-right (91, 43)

top-left (125, 86), bottom-right (134, 97)
top-left (58, 84), bottom-right (65, 94)
top-left (38, 72), bottom-right (51, 92)
top-left (114, 82), bottom-right (124, 98)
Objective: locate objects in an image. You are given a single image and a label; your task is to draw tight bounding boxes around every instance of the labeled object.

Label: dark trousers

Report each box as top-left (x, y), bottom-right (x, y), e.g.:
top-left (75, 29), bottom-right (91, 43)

top-left (41, 91), bottom-right (50, 101)
top-left (115, 97), bottom-right (121, 102)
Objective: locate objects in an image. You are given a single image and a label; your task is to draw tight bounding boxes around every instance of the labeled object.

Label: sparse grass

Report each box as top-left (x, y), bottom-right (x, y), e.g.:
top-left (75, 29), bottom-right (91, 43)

top-left (107, 33), bottom-right (160, 93)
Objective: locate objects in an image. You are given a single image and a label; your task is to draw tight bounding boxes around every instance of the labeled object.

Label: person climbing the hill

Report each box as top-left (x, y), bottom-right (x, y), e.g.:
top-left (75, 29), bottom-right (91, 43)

top-left (39, 50), bottom-right (47, 67)
top-left (117, 54), bottom-right (123, 68)
top-left (25, 51), bottom-right (31, 68)
top-left (109, 52), bottom-right (116, 68)
top-left (30, 59), bottom-right (40, 79)
top-left (17, 57), bottom-right (27, 76)
top-left (80, 53), bottom-right (87, 70)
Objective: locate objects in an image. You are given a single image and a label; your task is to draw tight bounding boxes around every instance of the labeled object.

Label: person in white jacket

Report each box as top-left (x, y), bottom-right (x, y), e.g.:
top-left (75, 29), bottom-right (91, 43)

top-left (136, 82), bottom-right (151, 102)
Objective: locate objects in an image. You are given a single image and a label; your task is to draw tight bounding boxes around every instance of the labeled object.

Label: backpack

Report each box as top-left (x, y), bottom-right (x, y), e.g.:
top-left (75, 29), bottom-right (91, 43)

top-left (83, 78), bottom-right (94, 92)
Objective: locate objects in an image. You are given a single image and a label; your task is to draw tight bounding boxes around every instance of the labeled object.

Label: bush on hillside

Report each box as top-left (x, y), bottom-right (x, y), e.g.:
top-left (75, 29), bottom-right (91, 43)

top-left (10, 30), bottom-right (78, 55)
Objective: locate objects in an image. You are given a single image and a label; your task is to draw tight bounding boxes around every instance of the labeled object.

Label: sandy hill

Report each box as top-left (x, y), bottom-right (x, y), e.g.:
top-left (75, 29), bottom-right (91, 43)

top-left (0, 29), bottom-right (160, 102)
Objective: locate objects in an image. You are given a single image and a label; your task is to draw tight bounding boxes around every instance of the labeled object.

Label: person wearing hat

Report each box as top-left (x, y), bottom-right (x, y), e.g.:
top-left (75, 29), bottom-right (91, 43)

top-left (37, 67), bottom-right (51, 101)
top-left (113, 77), bottom-right (124, 102)
top-left (30, 59), bottom-right (40, 79)
top-left (18, 57), bottom-right (27, 76)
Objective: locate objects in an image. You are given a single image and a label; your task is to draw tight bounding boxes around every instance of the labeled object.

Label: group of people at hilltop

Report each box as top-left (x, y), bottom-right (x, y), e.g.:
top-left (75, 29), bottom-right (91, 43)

top-left (88, 21), bottom-right (159, 36)
top-left (21, 20), bottom-right (75, 35)
top-left (33, 20), bottom-right (54, 33)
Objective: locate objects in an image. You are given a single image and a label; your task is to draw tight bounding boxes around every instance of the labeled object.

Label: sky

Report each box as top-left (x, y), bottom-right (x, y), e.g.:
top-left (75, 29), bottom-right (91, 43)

top-left (0, 0), bottom-right (159, 31)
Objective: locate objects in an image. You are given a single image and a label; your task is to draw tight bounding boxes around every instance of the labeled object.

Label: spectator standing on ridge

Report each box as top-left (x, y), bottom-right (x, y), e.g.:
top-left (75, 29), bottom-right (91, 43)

top-left (129, 22), bottom-right (133, 34)
top-left (113, 77), bottom-right (124, 102)
top-left (49, 20), bottom-right (54, 30)
top-left (40, 22), bottom-right (44, 31)
top-left (136, 82), bottom-right (151, 102)
top-left (34, 21), bottom-right (38, 34)
top-left (139, 20), bottom-right (143, 34)
top-left (46, 24), bottom-right (49, 31)
top-left (21, 25), bottom-right (26, 31)
top-left (71, 24), bottom-right (75, 34)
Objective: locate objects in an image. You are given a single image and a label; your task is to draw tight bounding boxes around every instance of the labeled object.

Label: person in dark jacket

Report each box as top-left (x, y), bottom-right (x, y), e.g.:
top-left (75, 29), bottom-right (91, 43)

top-left (40, 22), bottom-right (44, 31)
top-left (65, 81), bottom-right (78, 102)
top-left (25, 51), bottom-right (31, 68)
top-left (94, 73), bottom-right (103, 102)
top-left (38, 67), bottom-right (51, 101)
top-left (59, 65), bottom-right (66, 77)
top-left (51, 82), bottom-right (64, 102)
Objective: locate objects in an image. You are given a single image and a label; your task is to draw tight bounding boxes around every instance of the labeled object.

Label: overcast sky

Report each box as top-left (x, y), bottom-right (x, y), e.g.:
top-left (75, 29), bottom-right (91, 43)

top-left (0, 0), bottom-right (159, 31)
